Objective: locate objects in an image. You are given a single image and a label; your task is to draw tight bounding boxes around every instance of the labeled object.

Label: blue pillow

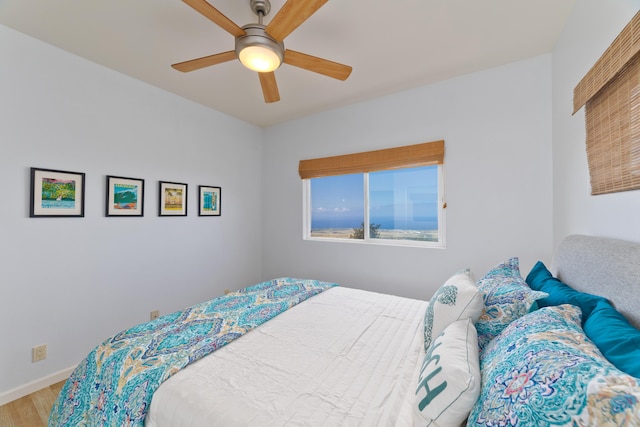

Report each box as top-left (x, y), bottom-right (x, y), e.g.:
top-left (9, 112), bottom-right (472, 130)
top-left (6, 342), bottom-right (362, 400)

top-left (525, 261), bottom-right (606, 324)
top-left (584, 299), bottom-right (640, 379)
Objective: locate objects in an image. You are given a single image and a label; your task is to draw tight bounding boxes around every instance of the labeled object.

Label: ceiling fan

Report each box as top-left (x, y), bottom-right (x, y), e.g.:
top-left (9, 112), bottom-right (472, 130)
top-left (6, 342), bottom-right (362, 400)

top-left (172, 0), bottom-right (353, 103)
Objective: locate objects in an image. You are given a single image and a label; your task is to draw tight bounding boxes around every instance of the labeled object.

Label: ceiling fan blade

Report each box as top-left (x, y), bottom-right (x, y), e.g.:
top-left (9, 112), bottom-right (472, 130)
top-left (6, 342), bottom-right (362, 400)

top-left (266, 0), bottom-right (328, 41)
top-left (172, 51), bottom-right (236, 72)
top-left (259, 72), bottom-right (280, 103)
top-left (284, 50), bottom-right (352, 80)
top-left (182, 0), bottom-right (245, 37)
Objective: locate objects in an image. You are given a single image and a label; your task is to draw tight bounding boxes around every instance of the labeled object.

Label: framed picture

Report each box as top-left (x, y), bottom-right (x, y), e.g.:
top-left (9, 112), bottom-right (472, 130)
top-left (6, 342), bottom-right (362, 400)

top-left (30, 167), bottom-right (85, 217)
top-left (199, 185), bottom-right (221, 216)
top-left (106, 175), bottom-right (144, 217)
top-left (159, 181), bottom-right (188, 216)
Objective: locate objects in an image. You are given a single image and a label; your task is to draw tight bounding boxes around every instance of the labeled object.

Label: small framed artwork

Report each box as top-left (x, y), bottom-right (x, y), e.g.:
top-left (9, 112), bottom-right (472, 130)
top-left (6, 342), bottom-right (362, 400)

top-left (199, 185), bottom-right (221, 216)
top-left (30, 167), bottom-right (85, 217)
top-left (106, 175), bottom-right (144, 217)
top-left (159, 181), bottom-right (188, 216)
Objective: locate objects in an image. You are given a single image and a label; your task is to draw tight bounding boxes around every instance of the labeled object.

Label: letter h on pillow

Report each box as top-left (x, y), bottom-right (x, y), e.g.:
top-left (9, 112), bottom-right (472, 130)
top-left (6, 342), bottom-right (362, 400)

top-left (415, 318), bottom-right (481, 427)
top-left (417, 341), bottom-right (447, 411)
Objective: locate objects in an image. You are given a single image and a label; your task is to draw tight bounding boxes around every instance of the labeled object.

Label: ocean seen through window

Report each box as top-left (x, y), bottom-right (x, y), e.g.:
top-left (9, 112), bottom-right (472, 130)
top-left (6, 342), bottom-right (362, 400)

top-left (306, 165), bottom-right (444, 245)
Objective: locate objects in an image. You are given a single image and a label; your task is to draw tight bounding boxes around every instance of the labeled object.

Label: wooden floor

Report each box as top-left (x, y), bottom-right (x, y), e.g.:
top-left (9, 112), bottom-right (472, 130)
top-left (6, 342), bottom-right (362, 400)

top-left (0, 381), bottom-right (65, 427)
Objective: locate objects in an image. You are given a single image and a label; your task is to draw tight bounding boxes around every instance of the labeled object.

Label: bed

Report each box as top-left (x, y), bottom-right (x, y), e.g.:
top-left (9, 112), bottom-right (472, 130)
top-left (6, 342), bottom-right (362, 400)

top-left (48, 235), bottom-right (640, 427)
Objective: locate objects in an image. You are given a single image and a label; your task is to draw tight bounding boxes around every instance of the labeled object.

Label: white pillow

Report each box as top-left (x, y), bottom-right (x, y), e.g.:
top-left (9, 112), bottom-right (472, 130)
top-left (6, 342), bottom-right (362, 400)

top-left (415, 318), bottom-right (481, 427)
top-left (423, 270), bottom-right (483, 351)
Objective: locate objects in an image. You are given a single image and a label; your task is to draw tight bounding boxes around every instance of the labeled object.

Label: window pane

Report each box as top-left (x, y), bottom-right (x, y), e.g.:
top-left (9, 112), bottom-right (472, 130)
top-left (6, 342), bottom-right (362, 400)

top-left (310, 173), bottom-right (365, 239)
top-left (369, 166), bottom-right (439, 241)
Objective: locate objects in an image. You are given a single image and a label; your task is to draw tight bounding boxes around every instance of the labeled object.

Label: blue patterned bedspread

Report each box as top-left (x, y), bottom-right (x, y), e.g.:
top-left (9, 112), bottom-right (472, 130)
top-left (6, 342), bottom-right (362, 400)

top-left (48, 278), bottom-right (337, 427)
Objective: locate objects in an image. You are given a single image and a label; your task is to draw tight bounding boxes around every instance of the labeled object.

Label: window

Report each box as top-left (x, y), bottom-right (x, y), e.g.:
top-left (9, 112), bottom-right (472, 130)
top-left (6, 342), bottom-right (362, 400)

top-left (299, 141), bottom-right (445, 247)
top-left (307, 173), bottom-right (364, 238)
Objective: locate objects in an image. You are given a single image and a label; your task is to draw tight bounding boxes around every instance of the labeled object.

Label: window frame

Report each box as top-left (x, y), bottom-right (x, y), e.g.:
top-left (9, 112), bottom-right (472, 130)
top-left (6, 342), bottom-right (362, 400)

top-left (302, 164), bottom-right (446, 248)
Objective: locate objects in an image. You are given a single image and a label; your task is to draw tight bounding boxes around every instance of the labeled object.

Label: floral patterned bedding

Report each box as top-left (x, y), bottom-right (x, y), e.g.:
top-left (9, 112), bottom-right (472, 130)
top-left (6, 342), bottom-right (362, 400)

top-left (48, 278), bottom-right (337, 427)
top-left (468, 304), bottom-right (640, 426)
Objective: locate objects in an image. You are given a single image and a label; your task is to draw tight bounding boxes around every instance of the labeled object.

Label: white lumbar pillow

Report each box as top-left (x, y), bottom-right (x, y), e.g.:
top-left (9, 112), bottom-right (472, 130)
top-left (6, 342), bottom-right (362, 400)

top-left (415, 317), bottom-right (481, 427)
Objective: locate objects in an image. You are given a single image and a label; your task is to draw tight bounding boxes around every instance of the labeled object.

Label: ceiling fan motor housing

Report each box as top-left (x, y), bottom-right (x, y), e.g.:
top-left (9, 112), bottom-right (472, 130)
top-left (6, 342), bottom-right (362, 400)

top-left (235, 24), bottom-right (285, 70)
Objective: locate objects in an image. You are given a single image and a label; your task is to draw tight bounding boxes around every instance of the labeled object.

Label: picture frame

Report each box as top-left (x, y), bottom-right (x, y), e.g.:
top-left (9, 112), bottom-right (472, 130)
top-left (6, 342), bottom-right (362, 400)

top-left (159, 181), bottom-right (188, 216)
top-left (106, 175), bottom-right (145, 217)
top-left (198, 185), bottom-right (221, 216)
top-left (30, 167), bottom-right (85, 217)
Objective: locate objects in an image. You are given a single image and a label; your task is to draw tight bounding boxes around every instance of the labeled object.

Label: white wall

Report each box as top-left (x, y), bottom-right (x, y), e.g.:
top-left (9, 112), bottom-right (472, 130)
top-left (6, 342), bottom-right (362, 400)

top-left (552, 0), bottom-right (640, 246)
top-left (0, 25), bottom-right (263, 396)
top-left (262, 55), bottom-right (554, 300)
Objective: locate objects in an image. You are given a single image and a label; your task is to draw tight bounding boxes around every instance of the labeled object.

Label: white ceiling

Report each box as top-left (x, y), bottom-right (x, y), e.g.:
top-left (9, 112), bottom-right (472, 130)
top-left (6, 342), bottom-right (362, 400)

top-left (0, 0), bottom-right (575, 127)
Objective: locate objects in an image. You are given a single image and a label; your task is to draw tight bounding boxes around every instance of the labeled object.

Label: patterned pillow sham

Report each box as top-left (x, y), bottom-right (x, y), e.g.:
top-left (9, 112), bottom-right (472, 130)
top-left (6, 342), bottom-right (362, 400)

top-left (475, 257), bottom-right (547, 350)
top-left (467, 304), bottom-right (640, 427)
top-left (415, 318), bottom-right (481, 427)
top-left (423, 269), bottom-right (483, 351)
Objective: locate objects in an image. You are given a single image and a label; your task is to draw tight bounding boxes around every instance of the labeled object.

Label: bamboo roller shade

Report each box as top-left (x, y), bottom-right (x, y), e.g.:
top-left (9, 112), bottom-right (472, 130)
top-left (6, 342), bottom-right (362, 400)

top-left (585, 53), bottom-right (640, 195)
top-left (573, 10), bottom-right (640, 195)
top-left (298, 140), bottom-right (444, 179)
top-left (573, 10), bottom-right (640, 114)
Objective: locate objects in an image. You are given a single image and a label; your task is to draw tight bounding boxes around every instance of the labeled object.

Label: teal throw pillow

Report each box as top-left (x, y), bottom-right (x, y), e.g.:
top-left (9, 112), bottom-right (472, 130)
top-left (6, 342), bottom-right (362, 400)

top-left (584, 299), bottom-right (640, 379)
top-left (525, 261), bottom-right (606, 324)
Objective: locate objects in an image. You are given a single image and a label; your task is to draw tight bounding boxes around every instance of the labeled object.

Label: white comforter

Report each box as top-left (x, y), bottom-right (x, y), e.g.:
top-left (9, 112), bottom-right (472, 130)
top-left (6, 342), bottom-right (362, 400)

top-left (145, 286), bottom-right (427, 427)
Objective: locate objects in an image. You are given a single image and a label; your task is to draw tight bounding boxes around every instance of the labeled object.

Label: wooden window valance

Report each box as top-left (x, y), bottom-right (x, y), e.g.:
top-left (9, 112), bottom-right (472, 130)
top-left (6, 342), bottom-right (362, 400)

top-left (573, 11), bottom-right (640, 195)
top-left (298, 140), bottom-right (444, 179)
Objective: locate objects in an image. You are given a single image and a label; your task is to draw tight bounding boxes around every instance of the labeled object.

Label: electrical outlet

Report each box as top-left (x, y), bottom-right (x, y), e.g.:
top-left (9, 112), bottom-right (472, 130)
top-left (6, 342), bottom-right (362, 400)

top-left (150, 310), bottom-right (160, 320)
top-left (32, 344), bottom-right (47, 362)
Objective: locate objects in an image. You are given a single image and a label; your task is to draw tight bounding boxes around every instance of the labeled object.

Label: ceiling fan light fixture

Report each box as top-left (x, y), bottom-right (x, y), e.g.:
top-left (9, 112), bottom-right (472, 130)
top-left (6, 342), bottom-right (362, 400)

top-left (238, 45), bottom-right (281, 72)
top-left (236, 24), bottom-right (284, 73)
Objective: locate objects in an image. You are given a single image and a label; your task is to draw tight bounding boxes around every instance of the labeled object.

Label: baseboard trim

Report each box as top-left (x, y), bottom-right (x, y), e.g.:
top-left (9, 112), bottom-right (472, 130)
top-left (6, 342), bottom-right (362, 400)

top-left (0, 366), bottom-right (75, 406)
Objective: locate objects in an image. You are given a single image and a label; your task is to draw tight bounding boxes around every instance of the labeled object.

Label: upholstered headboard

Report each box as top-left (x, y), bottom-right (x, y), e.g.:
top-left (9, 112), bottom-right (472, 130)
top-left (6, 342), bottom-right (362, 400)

top-left (551, 234), bottom-right (640, 329)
